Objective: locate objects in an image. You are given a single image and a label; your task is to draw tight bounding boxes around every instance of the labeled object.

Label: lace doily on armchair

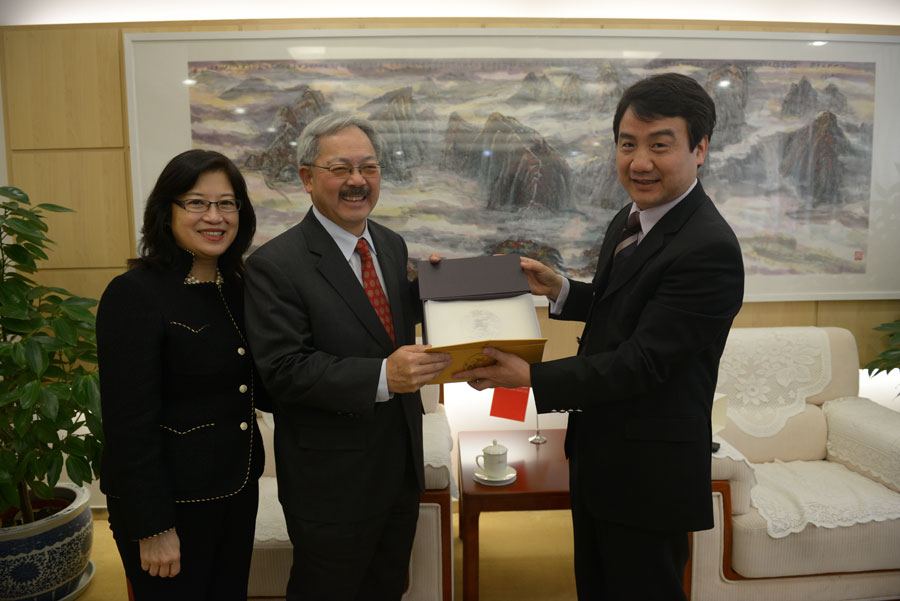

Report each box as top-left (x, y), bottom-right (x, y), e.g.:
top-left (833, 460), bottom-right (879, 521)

top-left (717, 327), bottom-right (831, 437)
top-left (750, 460), bottom-right (900, 538)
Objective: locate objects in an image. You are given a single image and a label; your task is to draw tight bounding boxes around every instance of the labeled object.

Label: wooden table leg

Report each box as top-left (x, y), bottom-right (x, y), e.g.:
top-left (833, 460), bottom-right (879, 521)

top-left (461, 502), bottom-right (481, 601)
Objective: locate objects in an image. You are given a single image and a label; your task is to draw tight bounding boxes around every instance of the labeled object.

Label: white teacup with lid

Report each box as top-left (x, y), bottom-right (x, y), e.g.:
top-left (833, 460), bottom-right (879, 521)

top-left (476, 439), bottom-right (508, 479)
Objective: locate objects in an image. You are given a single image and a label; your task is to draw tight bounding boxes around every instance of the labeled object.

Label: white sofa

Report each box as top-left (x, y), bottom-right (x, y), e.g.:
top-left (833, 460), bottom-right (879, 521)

top-left (688, 326), bottom-right (900, 600)
top-left (249, 384), bottom-right (455, 600)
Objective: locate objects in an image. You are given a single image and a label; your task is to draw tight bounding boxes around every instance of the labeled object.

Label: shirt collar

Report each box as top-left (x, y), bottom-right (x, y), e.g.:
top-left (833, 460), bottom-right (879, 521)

top-left (311, 206), bottom-right (376, 261)
top-left (628, 178), bottom-right (697, 237)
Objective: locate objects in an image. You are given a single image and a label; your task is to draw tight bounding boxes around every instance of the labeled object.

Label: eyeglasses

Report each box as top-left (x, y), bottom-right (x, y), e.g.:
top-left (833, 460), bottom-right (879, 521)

top-left (304, 163), bottom-right (381, 179)
top-left (173, 198), bottom-right (242, 213)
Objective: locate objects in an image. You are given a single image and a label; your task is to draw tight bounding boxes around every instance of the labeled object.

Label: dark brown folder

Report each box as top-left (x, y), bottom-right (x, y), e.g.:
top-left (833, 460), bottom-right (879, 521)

top-left (418, 254), bottom-right (530, 301)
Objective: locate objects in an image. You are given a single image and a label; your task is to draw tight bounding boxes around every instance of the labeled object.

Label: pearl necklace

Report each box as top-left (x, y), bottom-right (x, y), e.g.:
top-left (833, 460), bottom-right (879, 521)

top-left (184, 269), bottom-right (223, 285)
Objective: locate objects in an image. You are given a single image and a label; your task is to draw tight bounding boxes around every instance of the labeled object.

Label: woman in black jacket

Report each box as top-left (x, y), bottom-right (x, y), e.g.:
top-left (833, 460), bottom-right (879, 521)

top-left (97, 149), bottom-right (269, 600)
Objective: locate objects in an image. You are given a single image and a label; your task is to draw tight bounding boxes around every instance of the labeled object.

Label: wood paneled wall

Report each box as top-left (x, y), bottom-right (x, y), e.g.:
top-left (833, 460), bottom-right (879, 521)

top-left (2, 18), bottom-right (897, 365)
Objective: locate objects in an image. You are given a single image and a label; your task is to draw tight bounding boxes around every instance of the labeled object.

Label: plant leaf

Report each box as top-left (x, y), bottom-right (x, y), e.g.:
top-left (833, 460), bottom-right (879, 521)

top-left (2, 217), bottom-right (45, 238)
top-left (60, 297), bottom-right (98, 308)
top-left (24, 338), bottom-right (49, 376)
top-left (0, 186), bottom-right (29, 203)
top-left (2, 317), bottom-right (46, 334)
top-left (32, 419), bottom-right (59, 444)
top-left (30, 480), bottom-right (54, 500)
top-left (51, 317), bottom-right (78, 346)
top-left (65, 455), bottom-right (92, 487)
top-left (35, 203), bottom-right (73, 213)
top-left (13, 407), bottom-right (33, 435)
top-left (84, 412), bottom-right (104, 438)
top-left (0, 483), bottom-right (19, 510)
top-left (19, 381), bottom-right (42, 409)
top-left (46, 452), bottom-right (64, 487)
top-left (0, 281), bottom-right (27, 305)
top-left (10, 341), bottom-right (27, 367)
top-left (10, 206), bottom-right (49, 231)
top-left (38, 387), bottom-right (59, 420)
top-left (74, 373), bottom-right (102, 416)
top-left (0, 388), bottom-right (23, 408)
top-left (60, 304), bottom-right (96, 324)
top-left (23, 242), bottom-right (49, 260)
top-left (2, 243), bottom-right (37, 267)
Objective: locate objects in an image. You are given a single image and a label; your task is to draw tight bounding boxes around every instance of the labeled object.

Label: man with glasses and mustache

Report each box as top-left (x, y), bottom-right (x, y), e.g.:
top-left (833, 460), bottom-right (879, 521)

top-left (244, 112), bottom-right (451, 601)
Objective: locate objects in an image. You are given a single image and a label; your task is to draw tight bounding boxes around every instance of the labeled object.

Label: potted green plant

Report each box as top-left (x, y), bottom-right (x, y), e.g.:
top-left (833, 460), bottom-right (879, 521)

top-left (866, 318), bottom-right (900, 376)
top-left (0, 185), bottom-right (102, 599)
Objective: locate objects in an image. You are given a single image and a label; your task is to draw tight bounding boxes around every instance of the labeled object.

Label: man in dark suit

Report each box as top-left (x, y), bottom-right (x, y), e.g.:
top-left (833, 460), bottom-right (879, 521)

top-left (243, 112), bottom-right (451, 601)
top-left (455, 73), bottom-right (745, 599)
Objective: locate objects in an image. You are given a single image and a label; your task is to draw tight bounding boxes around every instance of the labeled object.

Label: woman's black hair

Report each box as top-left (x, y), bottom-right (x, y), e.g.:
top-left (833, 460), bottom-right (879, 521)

top-left (129, 149), bottom-right (256, 282)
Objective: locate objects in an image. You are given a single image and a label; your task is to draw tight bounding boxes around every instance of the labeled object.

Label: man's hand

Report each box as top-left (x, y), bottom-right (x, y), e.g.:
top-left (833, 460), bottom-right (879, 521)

top-left (453, 347), bottom-right (531, 390)
top-left (139, 528), bottom-right (181, 578)
top-left (386, 345), bottom-right (452, 393)
top-left (520, 257), bottom-right (563, 302)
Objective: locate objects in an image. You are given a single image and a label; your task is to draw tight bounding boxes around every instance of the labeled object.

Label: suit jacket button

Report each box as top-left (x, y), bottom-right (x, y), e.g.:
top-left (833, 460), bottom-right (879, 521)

top-left (239, 384), bottom-right (248, 393)
top-left (239, 421), bottom-right (248, 431)
top-left (237, 347), bottom-right (246, 356)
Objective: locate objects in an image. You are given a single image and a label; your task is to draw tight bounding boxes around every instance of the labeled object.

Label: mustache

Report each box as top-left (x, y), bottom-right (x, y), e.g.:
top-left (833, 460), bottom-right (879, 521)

top-left (341, 186), bottom-right (368, 196)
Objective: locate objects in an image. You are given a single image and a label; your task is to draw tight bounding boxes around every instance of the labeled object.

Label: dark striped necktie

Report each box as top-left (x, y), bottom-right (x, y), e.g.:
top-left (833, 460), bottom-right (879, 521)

top-left (614, 211), bottom-right (642, 261)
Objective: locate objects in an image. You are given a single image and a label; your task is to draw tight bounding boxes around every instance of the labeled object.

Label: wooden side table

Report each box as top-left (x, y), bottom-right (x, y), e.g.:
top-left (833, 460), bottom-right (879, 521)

top-left (457, 429), bottom-right (571, 601)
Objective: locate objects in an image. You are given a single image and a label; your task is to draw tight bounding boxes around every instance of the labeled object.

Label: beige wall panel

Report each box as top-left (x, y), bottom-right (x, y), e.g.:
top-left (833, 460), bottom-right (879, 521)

top-left (10, 150), bottom-right (133, 268)
top-left (817, 299), bottom-right (900, 367)
top-left (31, 267), bottom-right (126, 304)
top-left (732, 301), bottom-right (817, 328)
top-left (538, 309), bottom-right (582, 361)
top-left (121, 24), bottom-right (240, 34)
top-left (3, 28), bottom-right (123, 150)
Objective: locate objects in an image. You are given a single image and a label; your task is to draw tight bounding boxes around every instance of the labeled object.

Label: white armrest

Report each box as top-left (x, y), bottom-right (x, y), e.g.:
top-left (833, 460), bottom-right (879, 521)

top-left (824, 396), bottom-right (900, 493)
top-left (423, 405), bottom-right (458, 498)
top-left (712, 436), bottom-right (757, 516)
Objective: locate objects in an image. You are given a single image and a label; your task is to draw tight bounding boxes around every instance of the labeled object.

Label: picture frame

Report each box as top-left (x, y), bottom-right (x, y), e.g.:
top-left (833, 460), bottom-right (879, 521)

top-left (123, 27), bottom-right (900, 301)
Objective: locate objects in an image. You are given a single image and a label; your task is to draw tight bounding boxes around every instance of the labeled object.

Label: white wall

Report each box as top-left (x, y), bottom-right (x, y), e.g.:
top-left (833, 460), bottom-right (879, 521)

top-left (1, 0), bottom-right (899, 26)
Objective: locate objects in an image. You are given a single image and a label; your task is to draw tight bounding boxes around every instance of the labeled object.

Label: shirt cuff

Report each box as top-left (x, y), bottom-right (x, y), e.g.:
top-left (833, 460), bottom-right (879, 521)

top-left (549, 277), bottom-right (570, 315)
top-left (376, 359), bottom-right (392, 403)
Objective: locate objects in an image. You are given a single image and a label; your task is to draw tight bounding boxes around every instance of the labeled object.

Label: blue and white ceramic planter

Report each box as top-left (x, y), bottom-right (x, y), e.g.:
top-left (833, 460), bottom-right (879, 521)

top-left (0, 483), bottom-right (93, 601)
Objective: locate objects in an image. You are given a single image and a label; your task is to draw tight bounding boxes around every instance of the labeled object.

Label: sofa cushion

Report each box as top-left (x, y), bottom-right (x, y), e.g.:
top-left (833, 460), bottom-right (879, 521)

top-left (749, 459), bottom-right (900, 539)
top-left (731, 506), bottom-right (900, 577)
top-left (719, 404), bottom-right (826, 464)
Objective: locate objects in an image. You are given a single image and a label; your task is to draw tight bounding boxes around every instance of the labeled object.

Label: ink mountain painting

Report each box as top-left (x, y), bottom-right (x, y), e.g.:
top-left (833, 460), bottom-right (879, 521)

top-left (188, 58), bottom-right (875, 280)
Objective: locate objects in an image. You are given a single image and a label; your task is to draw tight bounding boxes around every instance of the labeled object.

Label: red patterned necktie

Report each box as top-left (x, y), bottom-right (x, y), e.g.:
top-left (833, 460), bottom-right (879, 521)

top-left (355, 238), bottom-right (395, 346)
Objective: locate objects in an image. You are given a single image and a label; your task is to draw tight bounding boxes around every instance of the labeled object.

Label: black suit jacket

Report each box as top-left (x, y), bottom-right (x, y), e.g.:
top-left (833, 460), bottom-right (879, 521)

top-left (532, 181), bottom-right (744, 533)
top-left (97, 252), bottom-right (268, 540)
top-left (243, 209), bottom-right (424, 524)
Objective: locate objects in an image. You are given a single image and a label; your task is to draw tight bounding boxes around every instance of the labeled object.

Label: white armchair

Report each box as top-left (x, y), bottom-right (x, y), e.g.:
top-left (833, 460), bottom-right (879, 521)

top-left (688, 327), bottom-right (900, 601)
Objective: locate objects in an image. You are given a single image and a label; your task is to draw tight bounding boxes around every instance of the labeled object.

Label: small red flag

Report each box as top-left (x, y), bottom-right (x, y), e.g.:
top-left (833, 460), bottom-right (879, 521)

top-left (490, 387), bottom-right (530, 421)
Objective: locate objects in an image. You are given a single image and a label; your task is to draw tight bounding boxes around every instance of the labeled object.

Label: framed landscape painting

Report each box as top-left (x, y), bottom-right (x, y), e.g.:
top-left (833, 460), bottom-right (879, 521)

top-left (124, 28), bottom-right (900, 301)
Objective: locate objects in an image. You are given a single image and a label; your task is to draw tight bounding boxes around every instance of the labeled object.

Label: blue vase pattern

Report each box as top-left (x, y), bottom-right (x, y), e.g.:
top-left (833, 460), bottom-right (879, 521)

top-left (0, 485), bottom-right (93, 601)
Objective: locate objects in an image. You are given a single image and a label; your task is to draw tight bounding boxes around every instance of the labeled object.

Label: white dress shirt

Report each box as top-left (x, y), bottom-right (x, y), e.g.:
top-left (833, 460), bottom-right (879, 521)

top-left (312, 206), bottom-right (392, 402)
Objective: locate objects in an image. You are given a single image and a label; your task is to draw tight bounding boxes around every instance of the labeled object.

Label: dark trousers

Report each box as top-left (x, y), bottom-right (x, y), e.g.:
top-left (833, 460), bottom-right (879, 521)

top-left (284, 462), bottom-right (420, 601)
top-left (108, 480), bottom-right (259, 601)
top-left (569, 454), bottom-right (689, 601)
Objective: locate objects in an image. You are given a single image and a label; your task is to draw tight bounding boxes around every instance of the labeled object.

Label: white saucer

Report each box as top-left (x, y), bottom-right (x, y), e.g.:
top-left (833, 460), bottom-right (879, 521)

top-left (473, 466), bottom-right (517, 486)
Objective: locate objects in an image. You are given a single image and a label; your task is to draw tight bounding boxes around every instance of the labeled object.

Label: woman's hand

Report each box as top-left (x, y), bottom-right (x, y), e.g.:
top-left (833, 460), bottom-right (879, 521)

top-left (139, 528), bottom-right (181, 577)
